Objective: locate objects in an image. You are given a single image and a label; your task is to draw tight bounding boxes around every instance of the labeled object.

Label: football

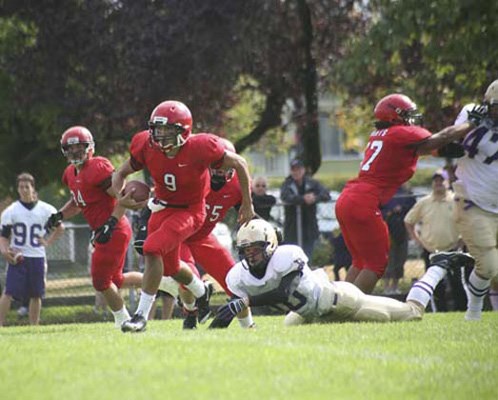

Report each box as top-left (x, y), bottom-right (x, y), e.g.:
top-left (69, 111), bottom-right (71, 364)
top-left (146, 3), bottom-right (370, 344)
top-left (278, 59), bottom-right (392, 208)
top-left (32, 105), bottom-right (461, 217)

top-left (122, 180), bottom-right (151, 202)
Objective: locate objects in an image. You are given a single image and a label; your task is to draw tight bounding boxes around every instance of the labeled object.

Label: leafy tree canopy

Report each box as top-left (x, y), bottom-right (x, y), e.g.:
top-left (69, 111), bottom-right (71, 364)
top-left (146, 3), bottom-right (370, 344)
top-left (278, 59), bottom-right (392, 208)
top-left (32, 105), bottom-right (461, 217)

top-left (0, 0), bottom-right (362, 195)
top-left (332, 0), bottom-right (498, 145)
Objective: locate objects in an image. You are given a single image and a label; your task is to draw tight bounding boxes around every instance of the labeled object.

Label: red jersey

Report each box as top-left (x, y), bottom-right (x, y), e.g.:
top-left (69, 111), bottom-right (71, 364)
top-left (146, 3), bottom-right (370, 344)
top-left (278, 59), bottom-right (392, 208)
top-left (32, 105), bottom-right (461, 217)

top-left (346, 125), bottom-right (431, 204)
top-left (62, 157), bottom-right (117, 229)
top-left (187, 174), bottom-right (243, 241)
top-left (130, 131), bottom-right (225, 205)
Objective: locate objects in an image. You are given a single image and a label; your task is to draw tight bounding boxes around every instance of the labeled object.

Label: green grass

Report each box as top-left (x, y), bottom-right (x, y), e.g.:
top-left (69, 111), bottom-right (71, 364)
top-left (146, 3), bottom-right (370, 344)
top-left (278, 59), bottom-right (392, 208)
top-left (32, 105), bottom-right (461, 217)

top-left (1, 312), bottom-right (497, 400)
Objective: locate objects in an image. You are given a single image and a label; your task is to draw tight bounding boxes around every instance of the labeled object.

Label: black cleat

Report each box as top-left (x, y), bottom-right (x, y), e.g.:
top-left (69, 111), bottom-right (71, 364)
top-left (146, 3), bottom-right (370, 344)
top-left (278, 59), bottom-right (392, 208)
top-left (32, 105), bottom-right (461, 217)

top-left (196, 281), bottom-right (214, 324)
top-left (429, 251), bottom-right (475, 272)
top-left (121, 313), bottom-right (147, 333)
top-left (183, 310), bottom-right (198, 330)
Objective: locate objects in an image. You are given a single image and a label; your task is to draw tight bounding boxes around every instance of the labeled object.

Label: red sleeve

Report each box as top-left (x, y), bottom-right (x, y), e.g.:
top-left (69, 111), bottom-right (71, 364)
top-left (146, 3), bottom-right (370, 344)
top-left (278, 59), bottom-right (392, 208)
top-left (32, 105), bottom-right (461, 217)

top-left (199, 134), bottom-right (226, 168)
top-left (91, 157), bottom-right (114, 188)
top-left (390, 126), bottom-right (432, 146)
top-left (129, 131), bottom-right (149, 170)
top-left (62, 166), bottom-right (71, 186)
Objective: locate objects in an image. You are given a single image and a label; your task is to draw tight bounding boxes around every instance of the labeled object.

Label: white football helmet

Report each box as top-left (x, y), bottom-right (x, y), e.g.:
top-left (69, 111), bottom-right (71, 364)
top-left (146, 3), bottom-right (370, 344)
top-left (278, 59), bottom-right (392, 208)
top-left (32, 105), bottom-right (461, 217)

top-left (484, 79), bottom-right (498, 124)
top-left (484, 80), bottom-right (498, 105)
top-left (236, 219), bottom-right (278, 277)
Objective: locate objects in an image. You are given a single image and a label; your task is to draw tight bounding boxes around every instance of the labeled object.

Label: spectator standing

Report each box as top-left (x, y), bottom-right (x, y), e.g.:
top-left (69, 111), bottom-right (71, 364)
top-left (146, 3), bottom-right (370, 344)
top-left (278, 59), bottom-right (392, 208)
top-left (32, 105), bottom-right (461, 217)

top-left (335, 93), bottom-right (483, 294)
top-left (452, 80), bottom-right (498, 320)
top-left (381, 184), bottom-right (416, 294)
top-left (404, 170), bottom-right (466, 311)
top-left (251, 176), bottom-right (276, 222)
top-left (280, 159), bottom-right (331, 259)
top-left (0, 173), bottom-right (64, 326)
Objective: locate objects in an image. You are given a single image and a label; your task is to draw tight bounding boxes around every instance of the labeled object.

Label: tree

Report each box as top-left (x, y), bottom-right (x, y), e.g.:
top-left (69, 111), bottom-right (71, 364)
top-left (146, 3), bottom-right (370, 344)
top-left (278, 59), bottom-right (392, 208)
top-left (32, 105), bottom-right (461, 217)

top-left (332, 0), bottom-right (498, 146)
top-left (0, 0), bottom-right (365, 195)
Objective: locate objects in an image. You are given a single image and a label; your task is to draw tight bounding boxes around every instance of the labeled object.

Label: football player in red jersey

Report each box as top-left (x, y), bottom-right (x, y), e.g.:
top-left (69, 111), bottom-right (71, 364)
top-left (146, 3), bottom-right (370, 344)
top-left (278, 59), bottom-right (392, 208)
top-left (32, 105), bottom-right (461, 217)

top-left (180, 139), bottom-right (253, 329)
top-left (113, 100), bottom-right (254, 332)
top-left (44, 126), bottom-right (145, 329)
top-left (335, 94), bottom-right (485, 294)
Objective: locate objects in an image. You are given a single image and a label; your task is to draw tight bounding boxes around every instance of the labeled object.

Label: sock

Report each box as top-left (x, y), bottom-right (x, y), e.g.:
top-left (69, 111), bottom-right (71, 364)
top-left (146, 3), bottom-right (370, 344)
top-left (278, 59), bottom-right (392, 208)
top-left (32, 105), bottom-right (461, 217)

top-left (112, 306), bottom-right (131, 328)
top-left (467, 270), bottom-right (490, 312)
top-left (238, 314), bottom-right (255, 329)
top-left (489, 290), bottom-right (498, 311)
top-left (185, 276), bottom-right (205, 298)
top-left (136, 291), bottom-right (156, 318)
top-left (406, 266), bottom-right (446, 308)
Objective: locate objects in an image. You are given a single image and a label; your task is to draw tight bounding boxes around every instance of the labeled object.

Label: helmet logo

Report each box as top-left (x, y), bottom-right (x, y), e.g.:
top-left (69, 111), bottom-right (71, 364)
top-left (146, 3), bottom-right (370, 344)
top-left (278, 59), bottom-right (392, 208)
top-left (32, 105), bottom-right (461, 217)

top-left (66, 137), bottom-right (81, 145)
top-left (152, 116), bottom-right (168, 125)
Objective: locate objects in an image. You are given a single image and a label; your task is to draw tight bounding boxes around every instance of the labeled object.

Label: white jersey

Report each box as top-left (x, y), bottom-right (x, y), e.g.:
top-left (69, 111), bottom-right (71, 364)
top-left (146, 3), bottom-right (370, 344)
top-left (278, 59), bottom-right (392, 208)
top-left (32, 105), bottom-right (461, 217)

top-left (0, 200), bottom-right (57, 257)
top-left (453, 104), bottom-right (498, 213)
top-left (226, 244), bottom-right (329, 318)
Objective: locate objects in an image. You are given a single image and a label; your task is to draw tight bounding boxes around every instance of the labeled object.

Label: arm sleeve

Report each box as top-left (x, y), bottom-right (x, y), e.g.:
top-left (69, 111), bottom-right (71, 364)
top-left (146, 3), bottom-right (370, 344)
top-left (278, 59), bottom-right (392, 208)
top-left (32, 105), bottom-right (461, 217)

top-left (404, 201), bottom-right (422, 225)
top-left (248, 270), bottom-right (302, 307)
top-left (1, 225), bottom-right (12, 239)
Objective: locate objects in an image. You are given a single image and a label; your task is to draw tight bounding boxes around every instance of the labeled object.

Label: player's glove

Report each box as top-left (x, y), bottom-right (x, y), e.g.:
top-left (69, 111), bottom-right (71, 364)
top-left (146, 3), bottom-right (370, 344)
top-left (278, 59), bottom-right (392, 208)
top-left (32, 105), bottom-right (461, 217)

top-left (133, 224), bottom-right (147, 255)
top-left (467, 104), bottom-right (488, 126)
top-left (91, 216), bottom-right (118, 245)
top-left (219, 297), bottom-right (249, 319)
top-left (44, 211), bottom-right (63, 231)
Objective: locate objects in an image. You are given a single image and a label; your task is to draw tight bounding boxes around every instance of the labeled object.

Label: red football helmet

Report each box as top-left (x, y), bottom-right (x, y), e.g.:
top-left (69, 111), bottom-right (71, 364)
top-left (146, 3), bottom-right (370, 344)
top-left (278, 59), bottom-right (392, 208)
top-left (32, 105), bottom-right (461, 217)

top-left (148, 100), bottom-right (192, 152)
top-left (60, 126), bottom-right (95, 166)
top-left (374, 94), bottom-right (423, 126)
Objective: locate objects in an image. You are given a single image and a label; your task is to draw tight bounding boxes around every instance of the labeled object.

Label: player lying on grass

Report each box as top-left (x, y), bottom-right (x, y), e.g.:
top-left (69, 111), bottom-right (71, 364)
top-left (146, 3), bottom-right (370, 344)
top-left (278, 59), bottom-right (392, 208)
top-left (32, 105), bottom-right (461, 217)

top-left (209, 219), bottom-right (475, 328)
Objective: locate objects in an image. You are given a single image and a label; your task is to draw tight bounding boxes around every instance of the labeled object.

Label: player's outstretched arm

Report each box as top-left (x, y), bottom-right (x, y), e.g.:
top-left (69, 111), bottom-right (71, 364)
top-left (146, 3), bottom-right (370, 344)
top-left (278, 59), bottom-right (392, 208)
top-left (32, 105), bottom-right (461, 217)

top-left (111, 160), bottom-right (146, 210)
top-left (415, 122), bottom-right (475, 155)
top-left (221, 152), bottom-right (255, 224)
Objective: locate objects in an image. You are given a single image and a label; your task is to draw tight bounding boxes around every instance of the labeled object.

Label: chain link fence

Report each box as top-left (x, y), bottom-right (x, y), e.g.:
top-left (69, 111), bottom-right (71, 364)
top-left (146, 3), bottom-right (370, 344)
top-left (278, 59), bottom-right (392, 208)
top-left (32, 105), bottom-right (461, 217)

top-left (1, 200), bottom-right (429, 325)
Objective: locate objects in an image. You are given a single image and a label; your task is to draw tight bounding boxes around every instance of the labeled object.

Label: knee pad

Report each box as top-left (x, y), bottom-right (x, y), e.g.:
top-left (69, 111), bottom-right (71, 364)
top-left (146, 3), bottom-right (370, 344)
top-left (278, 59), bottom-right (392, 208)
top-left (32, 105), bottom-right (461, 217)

top-left (473, 247), bottom-right (498, 280)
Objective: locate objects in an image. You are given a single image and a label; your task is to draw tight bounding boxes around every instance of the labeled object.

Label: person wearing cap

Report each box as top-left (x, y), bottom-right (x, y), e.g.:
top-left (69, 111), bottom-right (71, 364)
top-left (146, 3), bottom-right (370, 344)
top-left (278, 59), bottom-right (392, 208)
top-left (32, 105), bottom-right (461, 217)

top-left (404, 169), bottom-right (466, 311)
top-left (452, 80), bottom-right (498, 319)
top-left (280, 158), bottom-right (331, 259)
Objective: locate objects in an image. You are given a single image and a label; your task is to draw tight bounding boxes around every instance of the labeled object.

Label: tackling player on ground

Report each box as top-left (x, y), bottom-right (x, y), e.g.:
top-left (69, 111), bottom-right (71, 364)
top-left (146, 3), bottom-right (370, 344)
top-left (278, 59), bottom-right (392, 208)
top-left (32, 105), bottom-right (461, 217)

top-left (209, 219), bottom-right (475, 328)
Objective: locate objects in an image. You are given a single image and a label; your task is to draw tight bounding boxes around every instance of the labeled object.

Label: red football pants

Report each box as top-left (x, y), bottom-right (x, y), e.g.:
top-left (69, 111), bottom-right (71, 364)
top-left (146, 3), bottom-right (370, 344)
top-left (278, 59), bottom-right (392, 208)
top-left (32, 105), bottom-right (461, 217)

top-left (335, 189), bottom-right (389, 277)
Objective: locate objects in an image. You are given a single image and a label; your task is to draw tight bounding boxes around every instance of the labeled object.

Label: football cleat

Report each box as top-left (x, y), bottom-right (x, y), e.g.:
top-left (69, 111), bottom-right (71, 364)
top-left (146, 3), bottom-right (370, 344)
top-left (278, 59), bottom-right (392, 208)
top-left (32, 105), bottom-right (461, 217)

top-left (121, 313), bottom-right (147, 333)
top-left (429, 251), bottom-right (475, 272)
top-left (464, 310), bottom-right (482, 321)
top-left (196, 281), bottom-right (214, 324)
top-left (183, 310), bottom-right (198, 330)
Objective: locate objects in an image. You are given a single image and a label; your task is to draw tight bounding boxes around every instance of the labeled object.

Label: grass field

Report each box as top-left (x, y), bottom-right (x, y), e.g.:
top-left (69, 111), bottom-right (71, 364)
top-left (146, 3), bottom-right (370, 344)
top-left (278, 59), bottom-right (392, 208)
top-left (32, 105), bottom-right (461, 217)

top-left (1, 312), bottom-right (497, 400)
